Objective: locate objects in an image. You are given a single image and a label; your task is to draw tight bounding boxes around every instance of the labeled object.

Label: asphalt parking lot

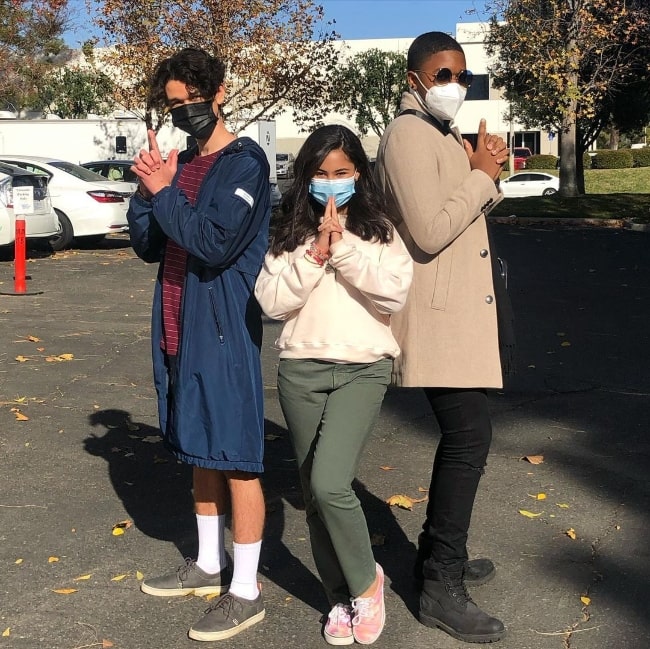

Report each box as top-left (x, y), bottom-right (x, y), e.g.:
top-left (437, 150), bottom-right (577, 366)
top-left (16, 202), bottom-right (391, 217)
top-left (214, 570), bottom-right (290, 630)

top-left (1, 225), bottom-right (649, 649)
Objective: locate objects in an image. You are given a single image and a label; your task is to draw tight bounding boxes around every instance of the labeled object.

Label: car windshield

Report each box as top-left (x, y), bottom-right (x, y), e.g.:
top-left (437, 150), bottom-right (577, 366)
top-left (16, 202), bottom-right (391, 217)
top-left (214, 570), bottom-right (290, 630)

top-left (49, 160), bottom-right (108, 182)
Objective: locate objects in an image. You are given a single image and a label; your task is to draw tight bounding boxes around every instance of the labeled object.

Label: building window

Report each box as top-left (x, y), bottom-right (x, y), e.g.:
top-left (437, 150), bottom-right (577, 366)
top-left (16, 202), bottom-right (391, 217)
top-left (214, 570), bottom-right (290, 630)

top-left (466, 74), bottom-right (489, 101)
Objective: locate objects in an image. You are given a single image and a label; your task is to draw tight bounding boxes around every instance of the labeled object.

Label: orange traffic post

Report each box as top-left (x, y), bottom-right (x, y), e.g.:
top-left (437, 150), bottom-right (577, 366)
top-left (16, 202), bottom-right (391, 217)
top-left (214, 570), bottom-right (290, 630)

top-left (14, 218), bottom-right (27, 293)
top-left (0, 215), bottom-right (43, 296)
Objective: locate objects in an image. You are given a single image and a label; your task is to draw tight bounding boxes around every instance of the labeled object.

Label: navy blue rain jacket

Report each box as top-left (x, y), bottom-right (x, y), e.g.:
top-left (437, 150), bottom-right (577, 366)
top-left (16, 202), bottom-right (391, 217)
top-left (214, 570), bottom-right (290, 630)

top-left (127, 137), bottom-right (271, 472)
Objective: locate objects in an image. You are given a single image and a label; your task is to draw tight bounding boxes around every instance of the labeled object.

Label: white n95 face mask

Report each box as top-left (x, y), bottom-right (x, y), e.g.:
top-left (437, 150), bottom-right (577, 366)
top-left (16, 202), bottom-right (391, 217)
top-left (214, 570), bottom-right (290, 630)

top-left (414, 75), bottom-right (467, 122)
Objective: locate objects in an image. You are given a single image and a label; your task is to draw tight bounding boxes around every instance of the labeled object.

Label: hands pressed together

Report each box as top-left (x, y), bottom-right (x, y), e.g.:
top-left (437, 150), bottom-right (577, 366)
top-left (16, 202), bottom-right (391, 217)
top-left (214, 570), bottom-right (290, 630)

top-left (131, 129), bottom-right (179, 199)
top-left (315, 197), bottom-right (344, 256)
top-left (463, 119), bottom-right (509, 182)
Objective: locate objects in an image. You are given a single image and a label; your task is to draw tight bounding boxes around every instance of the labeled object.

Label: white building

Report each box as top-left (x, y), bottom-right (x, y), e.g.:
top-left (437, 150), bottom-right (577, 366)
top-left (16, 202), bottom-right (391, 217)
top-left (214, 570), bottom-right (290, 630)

top-left (0, 23), bottom-right (556, 163)
top-left (274, 24), bottom-right (557, 158)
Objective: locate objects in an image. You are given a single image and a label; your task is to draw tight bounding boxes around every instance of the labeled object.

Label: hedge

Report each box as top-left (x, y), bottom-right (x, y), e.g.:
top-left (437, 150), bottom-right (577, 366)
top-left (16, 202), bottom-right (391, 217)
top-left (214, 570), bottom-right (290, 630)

top-left (583, 151), bottom-right (593, 169)
top-left (526, 154), bottom-right (558, 169)
top-left (591, 149), bottom-right (634, 169)
top-left (631, 147), bottom-right (650, 168)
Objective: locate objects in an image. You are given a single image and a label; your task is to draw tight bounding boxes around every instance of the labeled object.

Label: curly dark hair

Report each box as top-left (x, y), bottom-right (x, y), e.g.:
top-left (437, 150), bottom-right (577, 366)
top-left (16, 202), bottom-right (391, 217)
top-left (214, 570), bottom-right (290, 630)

top-left (407, 31), bottom-right (464, 71)
top-left (270, 125), bottom-right (393, 257)
top-left (148, 48), bottom-right (226, 112)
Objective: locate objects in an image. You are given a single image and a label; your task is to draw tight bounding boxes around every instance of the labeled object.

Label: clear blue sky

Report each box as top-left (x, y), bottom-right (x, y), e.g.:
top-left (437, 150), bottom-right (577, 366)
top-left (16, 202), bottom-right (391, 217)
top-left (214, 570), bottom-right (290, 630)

top-left (64, 1), bottom-right (492, 46)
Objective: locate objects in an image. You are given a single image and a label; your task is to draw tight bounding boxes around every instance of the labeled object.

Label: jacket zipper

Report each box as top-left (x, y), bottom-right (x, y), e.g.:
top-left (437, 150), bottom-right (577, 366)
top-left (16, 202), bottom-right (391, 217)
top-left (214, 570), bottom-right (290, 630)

top-left (208, 286), bottom-right (226, 345)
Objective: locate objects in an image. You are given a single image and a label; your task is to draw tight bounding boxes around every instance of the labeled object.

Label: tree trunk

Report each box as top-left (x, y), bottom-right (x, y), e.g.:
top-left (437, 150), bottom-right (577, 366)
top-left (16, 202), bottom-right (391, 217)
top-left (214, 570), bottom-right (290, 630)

top-left (559, 116), bottom-right (580, 197)
top-left (609, 127), bottom-right (620, 150)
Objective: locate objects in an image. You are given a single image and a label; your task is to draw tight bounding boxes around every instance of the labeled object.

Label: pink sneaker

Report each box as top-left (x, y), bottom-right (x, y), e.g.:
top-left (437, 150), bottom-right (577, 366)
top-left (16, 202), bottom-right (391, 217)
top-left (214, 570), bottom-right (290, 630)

top-left (351, 563), bottom-right (385, 644)
top-left (323, 603), bottom-right (354, 645)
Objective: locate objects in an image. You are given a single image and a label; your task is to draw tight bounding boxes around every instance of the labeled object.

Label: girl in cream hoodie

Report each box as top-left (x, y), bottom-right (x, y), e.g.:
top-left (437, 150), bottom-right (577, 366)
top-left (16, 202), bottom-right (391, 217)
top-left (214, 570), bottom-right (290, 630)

top-left (255, 125), bottom-right (412, 645)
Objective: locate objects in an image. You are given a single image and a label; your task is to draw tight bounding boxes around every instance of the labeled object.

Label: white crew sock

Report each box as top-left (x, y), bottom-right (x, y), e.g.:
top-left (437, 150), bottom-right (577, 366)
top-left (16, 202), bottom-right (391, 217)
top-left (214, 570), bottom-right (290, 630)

top-left (195, 514), bottom-right (226, 575)
top-left (228, 540), bottom-right (262, 600)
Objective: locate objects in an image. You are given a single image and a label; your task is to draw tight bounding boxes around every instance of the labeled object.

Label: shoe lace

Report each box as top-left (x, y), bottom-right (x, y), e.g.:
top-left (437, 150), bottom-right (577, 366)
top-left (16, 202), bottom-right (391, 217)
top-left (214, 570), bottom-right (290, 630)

top-left (350, 596), bottom-right (372, 625)
top-left (443, 571), bottom-right (473, 605)
top-left (176, 557), bottom-right (197, 581)
top-left (205, 592), bottom-right (237, 616)
top-left (329, 603), bottom-right (352, 625)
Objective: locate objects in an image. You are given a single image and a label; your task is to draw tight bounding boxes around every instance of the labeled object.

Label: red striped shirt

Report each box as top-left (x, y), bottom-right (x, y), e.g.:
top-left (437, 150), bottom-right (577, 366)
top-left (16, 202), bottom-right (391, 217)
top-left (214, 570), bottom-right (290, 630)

top-left (161, 150), bottom-right (221, 354)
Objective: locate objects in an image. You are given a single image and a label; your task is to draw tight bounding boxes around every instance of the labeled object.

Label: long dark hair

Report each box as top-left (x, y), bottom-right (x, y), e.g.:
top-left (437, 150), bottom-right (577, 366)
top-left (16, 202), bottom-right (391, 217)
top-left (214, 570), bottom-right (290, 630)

top-left (270, 125), bottom-right (393, 256)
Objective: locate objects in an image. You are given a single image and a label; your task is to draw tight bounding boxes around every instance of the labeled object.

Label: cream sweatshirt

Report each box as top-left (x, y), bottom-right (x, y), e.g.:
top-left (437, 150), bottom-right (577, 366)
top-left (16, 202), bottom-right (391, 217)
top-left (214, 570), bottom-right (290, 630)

top-left (254, 227), bottom-right (413, 363)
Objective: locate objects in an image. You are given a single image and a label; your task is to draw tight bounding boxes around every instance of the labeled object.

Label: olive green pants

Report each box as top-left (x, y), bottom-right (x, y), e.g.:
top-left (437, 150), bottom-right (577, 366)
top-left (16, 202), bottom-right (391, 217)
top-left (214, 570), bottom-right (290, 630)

top-left (278, 357), bottom-right (392, 604)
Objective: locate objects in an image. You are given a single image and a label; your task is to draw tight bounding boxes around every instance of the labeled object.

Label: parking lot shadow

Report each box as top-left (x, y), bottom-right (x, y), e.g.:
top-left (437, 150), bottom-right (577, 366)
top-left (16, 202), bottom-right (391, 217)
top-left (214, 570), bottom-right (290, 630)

top-left (85, 408), bottom-right (197, 557)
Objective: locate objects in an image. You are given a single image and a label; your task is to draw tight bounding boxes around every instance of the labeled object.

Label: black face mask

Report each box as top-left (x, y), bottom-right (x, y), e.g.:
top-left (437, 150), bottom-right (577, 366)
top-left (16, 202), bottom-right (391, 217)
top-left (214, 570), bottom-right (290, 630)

top-left (170, 100), bottom-right (218, 140)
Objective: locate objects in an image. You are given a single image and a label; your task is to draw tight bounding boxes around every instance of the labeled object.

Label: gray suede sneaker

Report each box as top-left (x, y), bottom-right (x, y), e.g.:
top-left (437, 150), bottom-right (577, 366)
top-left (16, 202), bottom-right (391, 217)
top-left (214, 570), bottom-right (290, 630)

top-left (188, 591), bottom-right (265, 641)
top-left (140, 558), bottom-right (231, 597)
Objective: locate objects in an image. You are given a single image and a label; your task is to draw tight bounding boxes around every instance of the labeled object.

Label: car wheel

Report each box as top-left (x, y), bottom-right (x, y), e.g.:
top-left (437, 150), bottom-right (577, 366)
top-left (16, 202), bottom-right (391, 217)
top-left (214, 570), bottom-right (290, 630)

top-left (542, 188), bottom-right (558, 196)
top-left (49, 209), bottom-right (74, 251)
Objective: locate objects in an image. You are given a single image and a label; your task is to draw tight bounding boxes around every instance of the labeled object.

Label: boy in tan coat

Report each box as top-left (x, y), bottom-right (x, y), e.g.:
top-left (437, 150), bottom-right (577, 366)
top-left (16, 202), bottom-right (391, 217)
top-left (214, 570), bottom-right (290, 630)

top-left (375, 31), bottom-right (509, 643)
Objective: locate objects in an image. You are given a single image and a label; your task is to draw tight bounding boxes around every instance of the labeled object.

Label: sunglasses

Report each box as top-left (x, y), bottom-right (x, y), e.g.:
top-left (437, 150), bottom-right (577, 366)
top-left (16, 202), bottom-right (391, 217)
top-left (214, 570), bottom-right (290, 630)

top-left (416, 68), bottom-right (473, 89)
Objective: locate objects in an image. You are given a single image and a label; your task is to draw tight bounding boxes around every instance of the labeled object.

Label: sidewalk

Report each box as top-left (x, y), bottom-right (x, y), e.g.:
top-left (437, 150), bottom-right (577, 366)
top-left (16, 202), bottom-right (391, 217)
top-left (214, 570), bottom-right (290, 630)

top-left (1, 226), bottom-right (649, 649)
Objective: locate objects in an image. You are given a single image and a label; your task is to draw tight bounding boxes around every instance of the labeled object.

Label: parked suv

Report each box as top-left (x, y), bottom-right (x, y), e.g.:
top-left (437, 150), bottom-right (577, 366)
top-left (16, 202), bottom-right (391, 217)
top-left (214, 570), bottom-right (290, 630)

top-left (276, 152), bottom-right (295, 178)
top-left (0, 161), bottom-right (59, 249)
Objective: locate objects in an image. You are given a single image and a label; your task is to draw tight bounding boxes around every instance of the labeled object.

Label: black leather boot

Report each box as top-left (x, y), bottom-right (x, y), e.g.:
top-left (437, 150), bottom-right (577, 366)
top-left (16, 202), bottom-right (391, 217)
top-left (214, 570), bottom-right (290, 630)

top-left (419, 562), bottom-right (505, 643)
top-left (414, 532), bottom-right (496, 586)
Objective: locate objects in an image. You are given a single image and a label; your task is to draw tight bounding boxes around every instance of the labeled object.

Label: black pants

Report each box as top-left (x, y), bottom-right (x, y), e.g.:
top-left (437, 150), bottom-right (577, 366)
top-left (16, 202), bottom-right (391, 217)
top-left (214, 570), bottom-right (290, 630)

top-left (421, 388), bottom-right (492, 567)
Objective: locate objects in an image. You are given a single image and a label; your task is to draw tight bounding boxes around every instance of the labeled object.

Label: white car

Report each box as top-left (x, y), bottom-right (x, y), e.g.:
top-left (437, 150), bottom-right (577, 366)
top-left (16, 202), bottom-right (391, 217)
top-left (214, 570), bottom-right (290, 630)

top-left (500, 172), bottom-right (560, 198)
top-left (0, 161), bottom-right (59, 248)
top-left (0, 155), bottom-right (133, 250)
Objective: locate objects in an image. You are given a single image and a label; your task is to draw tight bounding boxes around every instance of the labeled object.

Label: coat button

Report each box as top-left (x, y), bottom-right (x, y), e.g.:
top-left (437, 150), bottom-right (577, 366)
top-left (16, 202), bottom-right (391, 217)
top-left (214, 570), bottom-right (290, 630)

top-left (480, 249), bottom-right (489, 258)
top-left (485, 295), bottom-right (494, 304)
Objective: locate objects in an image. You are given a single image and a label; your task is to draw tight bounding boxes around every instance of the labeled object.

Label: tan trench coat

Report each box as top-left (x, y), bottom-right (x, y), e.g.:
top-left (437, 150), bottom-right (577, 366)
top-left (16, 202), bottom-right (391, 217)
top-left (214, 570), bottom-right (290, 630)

top-left (375, 92), bottom-right (504, 388)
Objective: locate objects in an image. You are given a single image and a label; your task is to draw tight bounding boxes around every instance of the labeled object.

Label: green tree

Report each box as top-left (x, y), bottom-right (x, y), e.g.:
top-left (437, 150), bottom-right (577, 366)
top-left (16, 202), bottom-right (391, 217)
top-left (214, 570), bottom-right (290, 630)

top-left (0, 0), bottom-right (71, 111)
top-left (87, 0), bottom-right (340, 132)
top-left (37, 66), bottom-right (115, 118)
top-left (332, 48), bottom-right (408, 137)
top-left (485, 0), bottom-right (650, 196)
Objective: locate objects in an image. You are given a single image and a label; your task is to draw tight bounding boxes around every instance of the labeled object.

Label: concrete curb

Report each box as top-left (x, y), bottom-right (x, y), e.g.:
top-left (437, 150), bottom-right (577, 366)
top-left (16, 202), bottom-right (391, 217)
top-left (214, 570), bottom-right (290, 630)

top-left (489, 215), bottom-right (630, 229)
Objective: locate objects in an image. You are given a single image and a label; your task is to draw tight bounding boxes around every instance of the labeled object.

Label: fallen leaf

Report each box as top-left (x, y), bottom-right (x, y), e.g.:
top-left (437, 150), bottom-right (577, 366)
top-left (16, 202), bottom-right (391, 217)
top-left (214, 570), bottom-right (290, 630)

top-left (561, 341), bottom-right (571, 347)
top-left (102, 641), bottom-right (114, 648)
top-left (13, 410), bottom-right (29, 421)
top-left (518, 509), bottom-right (544, 518)
top-left (2, 628), bottom-right (10, 637)
top-left (52, 588), bottom-right (77, 594)
top-left (112, 527), bottom-right (125, 536)
top-left (556, 503), bottom-right (570, 508)
top-left (528, 493), bottom-right (547, 500)
top-left (136, 570), bottom-right (144, 580)
top-left (386, 494), bottom-right (426, 510)
top-left (418, 486), bottom-right (428, 492)
top-left (111, 574), bottom-right (128, 581)
top-left (73, 574), bottom-right (92, 581)
top-left (48, 556), bottom-right (59, 563)
top-left (112, 520), bottom-right (132, 530)
top-left (581, 596), bottom-right (591, 606)
top-left (57, 353), bottom-right (74, 360)
top-left (380, 466), bottom-right (395, 471)
top-left (27, 335), bottom-right (40, 342)
top-left (565, 528), bottom-right (577, 539)
top-left (14, 396), bottom-right (26, 403)
top-left (15, 355), bottom-right (29, 362)
top-left (15, 558), bottom-right (23, 565)
top-left (36, 347), bottom-right (45, 352)
top-left (521, 454), bottom-right (544, 464)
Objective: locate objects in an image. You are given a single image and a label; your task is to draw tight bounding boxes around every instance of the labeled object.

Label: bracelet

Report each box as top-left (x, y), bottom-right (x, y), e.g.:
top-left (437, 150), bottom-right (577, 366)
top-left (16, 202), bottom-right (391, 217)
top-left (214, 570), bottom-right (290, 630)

top-left (304, 249), bottom-right (325, 267)
top-left (309, 241), bottom-right (330, 263)
top-left (135, 186), bottom-right (152, 201)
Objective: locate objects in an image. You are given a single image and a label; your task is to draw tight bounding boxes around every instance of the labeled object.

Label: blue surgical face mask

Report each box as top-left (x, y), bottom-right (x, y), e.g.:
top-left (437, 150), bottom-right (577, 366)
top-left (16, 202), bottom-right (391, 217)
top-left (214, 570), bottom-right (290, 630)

top-left (309, 176), bottom-right (356, 207)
